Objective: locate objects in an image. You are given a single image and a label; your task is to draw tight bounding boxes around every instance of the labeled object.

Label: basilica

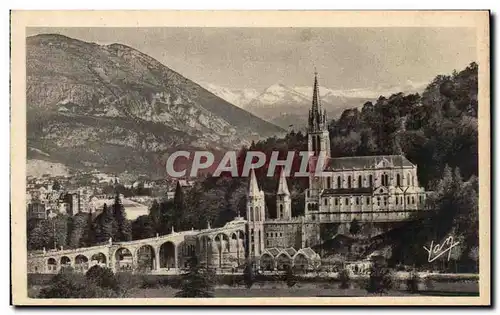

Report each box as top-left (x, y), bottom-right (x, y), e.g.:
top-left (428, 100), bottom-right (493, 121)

top-left (245, 72), bottom-right (428, 261)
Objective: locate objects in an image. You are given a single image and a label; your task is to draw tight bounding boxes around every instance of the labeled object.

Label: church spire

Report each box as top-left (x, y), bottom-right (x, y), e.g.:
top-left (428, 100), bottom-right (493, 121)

top-left (277, 167), bottom-right (290, 195)
top-left (248, 168), bottom-right (260, 197)
top-left (312, 68), bottom-right (320, 114)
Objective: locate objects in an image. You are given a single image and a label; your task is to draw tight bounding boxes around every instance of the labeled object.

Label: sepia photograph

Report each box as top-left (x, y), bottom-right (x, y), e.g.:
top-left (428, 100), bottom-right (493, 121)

top-left (10, 10), bottom-right (490, 306)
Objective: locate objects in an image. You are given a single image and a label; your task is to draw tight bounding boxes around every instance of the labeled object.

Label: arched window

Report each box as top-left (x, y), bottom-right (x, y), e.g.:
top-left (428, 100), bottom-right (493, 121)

top-left (348, 176), bottom-right (352, 188)
top-left (396, 174), bottom-right (401, 186)
top-left (327, 177), bottom-right (331, 189)
top-left (412, 196), bottom-right (415, 204)
top-left (324, 198), bottom-right (328, 206)
top-left (407, 174), bottom-right (411, 186)
top-left (385, 174), bottom-right (389, 186)
top-left (279, 204), bottom-right (284, 218)
top-left (337, 176), bottom-right (341, 189)
top-left (249, 207), bottom-right (253, 221)
top-left (369, 175), bottom-right (373, 187)
top-left (358, 175), bottom-right (362, 188)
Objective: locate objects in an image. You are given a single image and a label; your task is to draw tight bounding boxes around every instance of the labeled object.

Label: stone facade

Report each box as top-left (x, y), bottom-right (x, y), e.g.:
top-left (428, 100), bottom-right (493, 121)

top-left (303, 73), bottom-right (427, 224)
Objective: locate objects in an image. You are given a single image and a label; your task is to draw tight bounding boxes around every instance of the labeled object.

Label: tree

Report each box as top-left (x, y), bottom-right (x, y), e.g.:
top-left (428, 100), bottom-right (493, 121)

top-left (338, 268), bottom-right (351, 289)
top-left (52, 180), bottom-right (61, 191)
top-left (39, 266), bottom-right (120, 298)
top-left (173, 181), bottom-right (186, 231)
top-left (131, 215), bottom-right (156, 240)
top-left (86, 265), bottom-right (118, 291)
top-left (68, 212), bottom-right (88, 248)
top-left (111, 194), bottom-right (131, 242)
top-left (148, 199), bottom-right (162, 233)
top-left (27, 219), bottom-right (51, 250)
top-left (94, 204), bottom-right (114, 243)
top-left (243, 260), bottom-right (255, 289)
top-left (406, 269), bottom-right (420, 293)
top-left (366, 259), bottom-right (393, 294)
top-left (38, 267), bottom-right (87, 298)
top-left (284, 265), bottom-right (297, 288)
top-left (175, 255), bottom-right (215, 297)
top-left (81, 210), bottom-right (95, 247)
top-left (349, 219), bottom-right (361, 236)
top-left (52, 214), bottom-right (70, 249)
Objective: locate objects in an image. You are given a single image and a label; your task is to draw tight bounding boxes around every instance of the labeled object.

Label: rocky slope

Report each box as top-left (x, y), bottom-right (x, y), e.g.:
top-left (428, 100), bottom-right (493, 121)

top-left (26, 34), bottom-right (284, 177)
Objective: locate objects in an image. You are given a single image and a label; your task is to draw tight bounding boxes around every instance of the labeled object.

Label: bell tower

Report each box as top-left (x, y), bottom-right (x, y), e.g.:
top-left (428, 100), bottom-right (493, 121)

top-left (307, 70), bottom-right (330, 158)
top-left (306, 71), bottom-right (330, 220)
top-left (276, 167), bottom-right (292, 220)
top-left (246, 168), bottom-right (265, 258)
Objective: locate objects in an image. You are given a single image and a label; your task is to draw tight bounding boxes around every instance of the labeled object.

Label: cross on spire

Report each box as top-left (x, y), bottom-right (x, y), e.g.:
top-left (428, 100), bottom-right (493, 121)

top-left (312, 69), bottom-right (321, 114)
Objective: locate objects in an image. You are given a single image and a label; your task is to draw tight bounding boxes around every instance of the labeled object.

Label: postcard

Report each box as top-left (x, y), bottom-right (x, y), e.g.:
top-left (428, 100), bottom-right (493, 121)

top-left (10, 10), bottom-right (490, 306)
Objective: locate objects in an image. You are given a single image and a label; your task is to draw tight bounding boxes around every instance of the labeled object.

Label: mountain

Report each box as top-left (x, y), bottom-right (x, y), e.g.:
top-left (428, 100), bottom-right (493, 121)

top-left (294, 80), bottom-right (427, 100)
top-left (241, 83), bottom-right (370, 129)
top-left (26, 34), bottom-right (284, 177)
top-left (201, 83), bottom-right (259, 108)
top-left (236, 80), bottom-right (427, 129)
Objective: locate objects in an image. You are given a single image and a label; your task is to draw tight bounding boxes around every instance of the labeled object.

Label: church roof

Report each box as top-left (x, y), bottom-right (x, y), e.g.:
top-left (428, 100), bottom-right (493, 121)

top-left (248, 168), bottom-right (261, 197)
top-left (321, 187), bottom-right (373, 196)
top-left (297, 247), bottom-right (318, 259)
top-left (265, 248), bottom-right (281, 257)
top-left (326, 155), bottom-right (414, 170)
top-left (276, 168), bottom-right (290, 195)
top-left (283, 247), bottom-right (297, 257)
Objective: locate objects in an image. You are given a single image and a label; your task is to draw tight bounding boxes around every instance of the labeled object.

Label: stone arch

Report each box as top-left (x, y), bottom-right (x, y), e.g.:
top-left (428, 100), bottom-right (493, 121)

top-left (74, 254), bottom-right (89, 272)
top-left (159, 241), bottom-right (176, 269)
top-left (114, 247), bottom-right (133, 271)
top-left (91, 252), bottom-right (107, 266)
top-left (294, 253), bottom-right (309, 271)
top-left (215, 233), bottom-right (230, 268)
top-left (47, 257), bottom-right (57, 272)
top-left (260, 253), bottom-right (275, 271)
top-left (60, 256), bottom-right (71, 267)
top-left (249, 206), bottom-right (253, 221)
top-left (201, 235), bottom-right (212, 251)
top-left (276, 253), bottom-right (292, 271)
top-left (396, 173), bottom-right (401, 186)
top-left (136, 244), bottom-right (156, 271)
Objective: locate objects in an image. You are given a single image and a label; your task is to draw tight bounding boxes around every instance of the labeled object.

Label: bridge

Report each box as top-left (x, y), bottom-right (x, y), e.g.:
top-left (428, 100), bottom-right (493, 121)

top-left (27, 218), bottom-right (248, 274)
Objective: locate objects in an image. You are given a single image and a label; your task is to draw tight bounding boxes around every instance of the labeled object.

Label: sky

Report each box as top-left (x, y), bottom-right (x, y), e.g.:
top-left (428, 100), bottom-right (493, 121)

top-left (27, 27), bottom-right (477, 91)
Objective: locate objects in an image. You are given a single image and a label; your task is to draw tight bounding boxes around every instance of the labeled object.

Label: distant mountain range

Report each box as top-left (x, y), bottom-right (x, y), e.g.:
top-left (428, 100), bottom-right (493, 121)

top-left (26, 34), bottom-right (284, 177)
top-left (202, 80), bottom-right (427, 129)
